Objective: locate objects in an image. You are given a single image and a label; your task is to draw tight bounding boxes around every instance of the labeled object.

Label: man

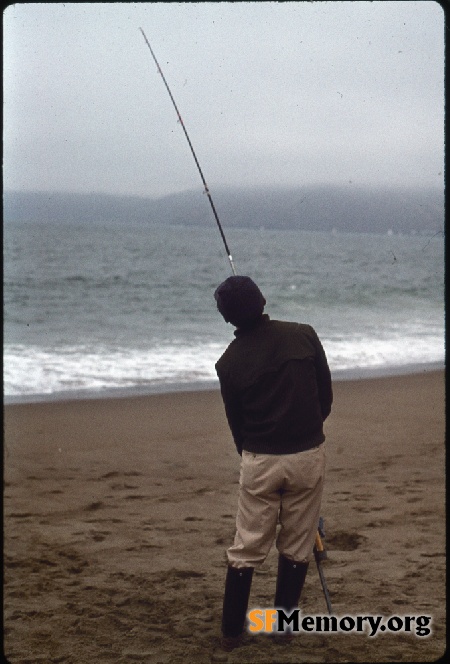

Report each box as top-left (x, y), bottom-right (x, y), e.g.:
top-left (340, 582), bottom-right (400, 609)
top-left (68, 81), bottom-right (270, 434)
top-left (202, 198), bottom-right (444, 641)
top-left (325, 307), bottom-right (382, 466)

top-left (214, 275), bottom-right (333, 651)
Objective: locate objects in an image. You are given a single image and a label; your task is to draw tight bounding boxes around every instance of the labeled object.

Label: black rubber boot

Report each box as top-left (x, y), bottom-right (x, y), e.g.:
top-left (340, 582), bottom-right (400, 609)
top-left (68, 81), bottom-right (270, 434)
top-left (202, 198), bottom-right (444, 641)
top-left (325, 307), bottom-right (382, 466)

top-left (274, 554), bottom-right (308, 640)
top-left (221, 565), bottom-right (254, 650)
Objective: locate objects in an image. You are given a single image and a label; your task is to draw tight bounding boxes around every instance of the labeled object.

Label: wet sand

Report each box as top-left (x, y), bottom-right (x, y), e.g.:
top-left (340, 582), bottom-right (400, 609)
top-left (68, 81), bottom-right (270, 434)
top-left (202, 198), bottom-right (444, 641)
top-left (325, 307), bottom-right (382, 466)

top-left (3, 370), bottom-right (446, 663)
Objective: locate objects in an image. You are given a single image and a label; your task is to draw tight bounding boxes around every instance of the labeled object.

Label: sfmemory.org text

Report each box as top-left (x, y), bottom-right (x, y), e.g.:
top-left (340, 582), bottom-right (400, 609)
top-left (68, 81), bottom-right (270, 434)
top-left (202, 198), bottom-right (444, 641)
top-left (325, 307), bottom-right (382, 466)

top-left (247, 610), bottom-right (432, 637)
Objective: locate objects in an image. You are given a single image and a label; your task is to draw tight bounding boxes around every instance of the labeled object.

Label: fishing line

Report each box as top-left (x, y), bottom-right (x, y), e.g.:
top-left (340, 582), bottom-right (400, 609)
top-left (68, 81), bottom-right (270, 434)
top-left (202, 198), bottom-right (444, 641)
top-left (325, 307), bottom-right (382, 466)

top-left (139, 28), bottom-right (237, 276)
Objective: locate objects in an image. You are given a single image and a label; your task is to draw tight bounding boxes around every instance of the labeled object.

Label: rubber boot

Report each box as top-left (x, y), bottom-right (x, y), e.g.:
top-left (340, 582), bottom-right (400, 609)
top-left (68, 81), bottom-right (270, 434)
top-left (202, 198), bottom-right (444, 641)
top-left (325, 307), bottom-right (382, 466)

top-left (221, 565), bottom-right (254, 651)
top-left (274, 554), bottom-right (308, 639)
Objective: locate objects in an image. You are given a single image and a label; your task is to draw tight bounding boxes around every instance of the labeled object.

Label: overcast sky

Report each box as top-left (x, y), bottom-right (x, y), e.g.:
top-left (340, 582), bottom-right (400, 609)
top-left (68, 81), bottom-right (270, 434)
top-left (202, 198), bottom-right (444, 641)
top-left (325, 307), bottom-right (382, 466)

top-left (3, 1), bottom-right (445, 198)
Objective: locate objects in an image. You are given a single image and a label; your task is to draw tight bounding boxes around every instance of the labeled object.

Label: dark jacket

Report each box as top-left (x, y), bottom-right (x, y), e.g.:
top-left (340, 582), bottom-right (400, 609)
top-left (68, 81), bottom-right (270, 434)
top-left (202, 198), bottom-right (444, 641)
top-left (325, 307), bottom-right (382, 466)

top-left (215, 315), bottom-right (333, 455)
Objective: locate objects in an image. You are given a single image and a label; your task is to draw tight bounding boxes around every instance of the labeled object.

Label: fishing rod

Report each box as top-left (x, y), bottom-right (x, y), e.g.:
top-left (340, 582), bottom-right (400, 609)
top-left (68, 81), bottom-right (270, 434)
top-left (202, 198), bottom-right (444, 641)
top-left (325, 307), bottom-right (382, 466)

top-left (314, 517), bottom-right (333, 615)
top-left (139, 28), bottom-right (237, 276)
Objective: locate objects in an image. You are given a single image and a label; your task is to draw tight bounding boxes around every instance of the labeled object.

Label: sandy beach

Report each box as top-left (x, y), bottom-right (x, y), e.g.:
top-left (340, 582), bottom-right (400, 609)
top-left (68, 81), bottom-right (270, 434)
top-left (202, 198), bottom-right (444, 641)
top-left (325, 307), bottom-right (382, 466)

top-left (3, 370), bottom-right (446, 663)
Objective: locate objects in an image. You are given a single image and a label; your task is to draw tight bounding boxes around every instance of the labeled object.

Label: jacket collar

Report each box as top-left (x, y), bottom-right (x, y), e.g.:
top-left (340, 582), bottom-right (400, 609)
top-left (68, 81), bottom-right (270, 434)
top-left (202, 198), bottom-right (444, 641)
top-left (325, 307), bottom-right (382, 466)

top-left (234, 314), bottom-right (270, 337)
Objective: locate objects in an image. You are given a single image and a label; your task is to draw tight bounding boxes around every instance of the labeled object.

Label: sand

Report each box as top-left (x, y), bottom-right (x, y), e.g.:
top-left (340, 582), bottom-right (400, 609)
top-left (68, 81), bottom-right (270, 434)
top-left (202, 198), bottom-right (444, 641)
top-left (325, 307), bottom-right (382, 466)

top-left (3, 370), bottom-right (446, 663)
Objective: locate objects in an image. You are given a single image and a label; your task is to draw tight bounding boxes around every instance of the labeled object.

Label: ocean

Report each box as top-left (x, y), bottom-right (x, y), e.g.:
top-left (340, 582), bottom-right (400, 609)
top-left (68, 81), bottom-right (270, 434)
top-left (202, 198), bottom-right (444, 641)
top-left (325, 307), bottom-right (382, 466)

top-left (3, 218), bottom-right (445, 403)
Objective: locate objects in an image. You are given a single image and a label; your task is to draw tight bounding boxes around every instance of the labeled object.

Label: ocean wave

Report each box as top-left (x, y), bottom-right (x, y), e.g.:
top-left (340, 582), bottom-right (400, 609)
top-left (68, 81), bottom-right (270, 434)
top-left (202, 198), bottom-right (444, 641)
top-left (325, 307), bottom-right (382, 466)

top-left (4, 223), bottom-right (444, 399)
top-left (3, 332), bottom-right (445, 399)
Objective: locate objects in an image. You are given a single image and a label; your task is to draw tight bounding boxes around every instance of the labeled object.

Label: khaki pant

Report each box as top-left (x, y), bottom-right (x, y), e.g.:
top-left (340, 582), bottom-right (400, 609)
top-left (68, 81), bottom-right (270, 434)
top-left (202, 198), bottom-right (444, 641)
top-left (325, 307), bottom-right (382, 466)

top-left (227, 443), bottom-right (326, 568)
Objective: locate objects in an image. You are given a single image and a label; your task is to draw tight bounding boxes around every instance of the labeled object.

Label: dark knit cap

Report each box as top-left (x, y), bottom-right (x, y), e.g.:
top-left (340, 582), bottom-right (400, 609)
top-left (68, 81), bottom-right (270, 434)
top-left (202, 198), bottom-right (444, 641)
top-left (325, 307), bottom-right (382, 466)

top-left (214, 276), bottom-right (266, 328)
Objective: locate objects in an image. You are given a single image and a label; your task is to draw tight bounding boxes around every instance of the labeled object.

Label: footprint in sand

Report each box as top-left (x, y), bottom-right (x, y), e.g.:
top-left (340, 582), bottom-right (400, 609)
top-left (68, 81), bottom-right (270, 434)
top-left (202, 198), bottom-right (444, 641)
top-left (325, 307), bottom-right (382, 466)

top-left (327, 531), bottom-right (367, 551)
top-left (100, 470), bottom-right (143, 479)
top-left (84, 501), bottom-right (104, 511)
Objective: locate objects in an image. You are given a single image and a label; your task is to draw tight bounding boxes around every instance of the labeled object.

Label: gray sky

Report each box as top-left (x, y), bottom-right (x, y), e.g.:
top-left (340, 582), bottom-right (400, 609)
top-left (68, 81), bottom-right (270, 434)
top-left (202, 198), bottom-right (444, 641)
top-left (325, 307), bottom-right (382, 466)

top-left (3, 1), bottom-right (445, 198)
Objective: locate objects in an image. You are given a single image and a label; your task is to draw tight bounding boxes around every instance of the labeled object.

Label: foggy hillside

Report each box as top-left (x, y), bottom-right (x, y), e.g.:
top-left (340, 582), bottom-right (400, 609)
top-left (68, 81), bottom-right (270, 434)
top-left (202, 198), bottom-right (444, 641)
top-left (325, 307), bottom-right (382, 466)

top-left (3, 185), bottom-right (444, 235)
